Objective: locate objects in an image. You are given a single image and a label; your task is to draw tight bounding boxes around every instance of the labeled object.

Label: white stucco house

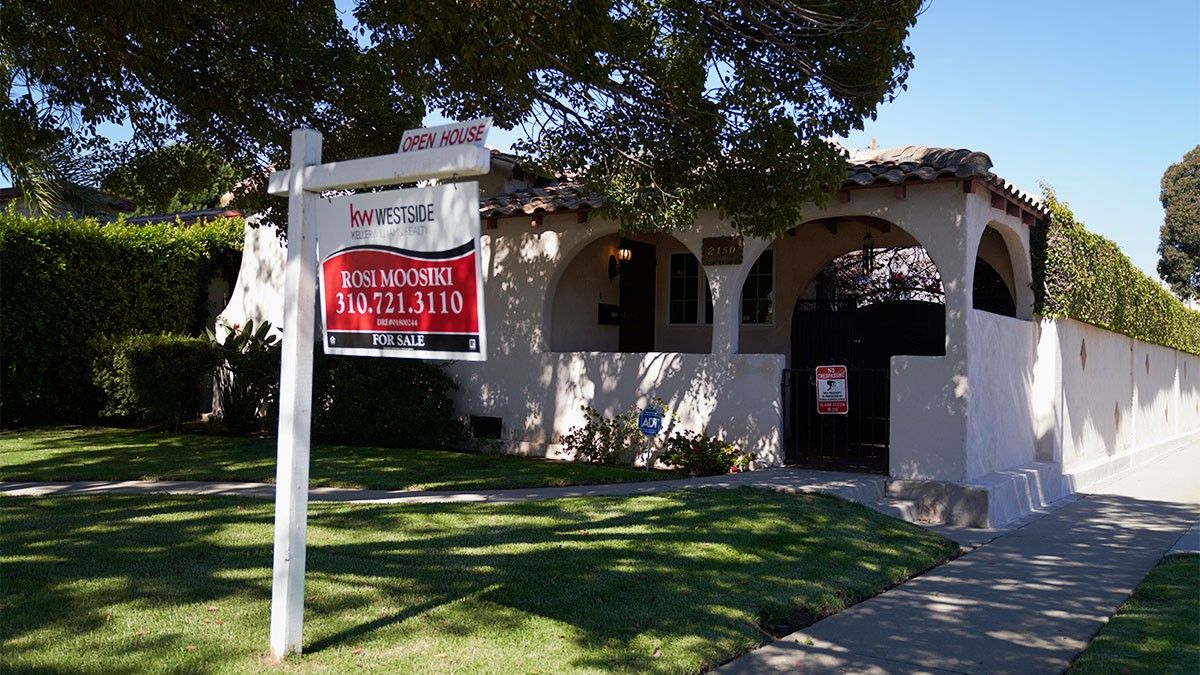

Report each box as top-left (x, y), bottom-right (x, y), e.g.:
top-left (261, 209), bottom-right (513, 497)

top-left (221, 145), bottom-right (1200, 527)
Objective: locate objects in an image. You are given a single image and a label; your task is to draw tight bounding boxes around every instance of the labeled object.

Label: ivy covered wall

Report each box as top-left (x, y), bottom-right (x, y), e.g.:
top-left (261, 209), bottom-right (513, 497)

top-left (1032, 187), bottom-right (1200, 356)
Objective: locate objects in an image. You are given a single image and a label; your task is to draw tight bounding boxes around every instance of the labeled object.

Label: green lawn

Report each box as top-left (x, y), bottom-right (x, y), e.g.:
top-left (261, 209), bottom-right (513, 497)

top-left (0, 427), bottom-right (670, 491)
top-left (1, 489), bottom-right (958, 674)
top-left (1069, 553), bottom-right (1200, 674)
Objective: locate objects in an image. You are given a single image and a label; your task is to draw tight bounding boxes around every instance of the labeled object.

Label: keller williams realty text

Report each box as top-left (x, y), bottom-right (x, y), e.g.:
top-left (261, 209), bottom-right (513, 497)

top-left (348, 199), bottom-right (436, 239)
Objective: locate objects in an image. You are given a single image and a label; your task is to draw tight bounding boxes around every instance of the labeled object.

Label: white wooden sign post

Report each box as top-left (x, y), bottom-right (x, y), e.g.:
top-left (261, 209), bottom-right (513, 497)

top-left (265, 120), bottom-right (490, 659)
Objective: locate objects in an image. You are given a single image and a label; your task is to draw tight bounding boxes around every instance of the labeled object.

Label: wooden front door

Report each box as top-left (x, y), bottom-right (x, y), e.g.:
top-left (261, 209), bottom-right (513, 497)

top-left (618, 239), bottom-right (656, 352)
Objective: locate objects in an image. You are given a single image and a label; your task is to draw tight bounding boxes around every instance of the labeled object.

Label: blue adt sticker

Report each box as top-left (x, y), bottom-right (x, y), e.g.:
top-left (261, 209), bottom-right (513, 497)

top-left (637, 407), bottom-right (663, 437)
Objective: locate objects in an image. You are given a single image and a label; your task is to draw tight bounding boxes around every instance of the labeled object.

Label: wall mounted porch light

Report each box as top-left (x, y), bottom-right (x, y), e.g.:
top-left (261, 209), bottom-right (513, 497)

top-left (608, 245), bottom-right (633, 279)
top-left (860, 229), bottom-right (876, 278)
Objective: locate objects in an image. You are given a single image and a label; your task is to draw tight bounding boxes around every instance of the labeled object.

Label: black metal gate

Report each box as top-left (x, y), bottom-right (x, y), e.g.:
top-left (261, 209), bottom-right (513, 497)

top-left (784, 298), bottom-right (944, 473)
top-left (782, 366), bottom-right (889, 472)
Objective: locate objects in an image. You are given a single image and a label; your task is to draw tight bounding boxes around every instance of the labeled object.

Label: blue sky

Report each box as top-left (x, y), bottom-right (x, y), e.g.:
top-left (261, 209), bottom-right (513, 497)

top-left (420, 1), bottom-right (1200, 279)
top-left (14, 1), bottom-right (1197, 279)
top-left (835, 0), bottom-right (1200, 279)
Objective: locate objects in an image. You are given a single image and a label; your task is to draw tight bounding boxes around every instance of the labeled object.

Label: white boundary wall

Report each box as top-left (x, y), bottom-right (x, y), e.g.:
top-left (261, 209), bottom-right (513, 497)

top-left (218, 216), bottom-right (287, 334)
top-left (966, 312), bottom-right (1200, 490)
top-left (451, 352), bottom-right (785, 464)
top-left (218, 208), bottom-right (1199, 488)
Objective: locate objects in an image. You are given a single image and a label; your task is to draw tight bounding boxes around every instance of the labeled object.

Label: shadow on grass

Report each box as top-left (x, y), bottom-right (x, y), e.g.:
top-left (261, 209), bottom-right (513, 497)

top-left (0, 488), bottom-right (962, 674)
top-left (0, 427), bottom-right (671, 490)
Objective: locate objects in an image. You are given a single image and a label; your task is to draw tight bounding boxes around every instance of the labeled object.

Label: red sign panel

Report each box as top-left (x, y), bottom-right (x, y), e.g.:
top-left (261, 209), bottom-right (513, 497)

top-left (816, 365), bottom-right (849, 415)
top-left (321, 244), bottom-right (481, 354)
top-left (316, 183), bottom-right (486, 360)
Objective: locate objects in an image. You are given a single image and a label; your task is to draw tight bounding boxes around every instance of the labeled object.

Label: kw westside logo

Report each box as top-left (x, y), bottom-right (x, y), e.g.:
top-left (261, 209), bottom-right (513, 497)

top-left (349, 202), bottom-right (438, 228)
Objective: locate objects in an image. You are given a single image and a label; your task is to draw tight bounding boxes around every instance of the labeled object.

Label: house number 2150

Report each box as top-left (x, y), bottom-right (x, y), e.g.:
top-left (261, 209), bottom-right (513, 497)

top-left (701, 236), bottom-right (744, 265)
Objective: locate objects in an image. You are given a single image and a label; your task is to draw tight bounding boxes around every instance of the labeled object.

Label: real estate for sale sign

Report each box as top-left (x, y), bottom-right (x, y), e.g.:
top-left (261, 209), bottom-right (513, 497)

top-left (316, 183), bottom-right (487, 360)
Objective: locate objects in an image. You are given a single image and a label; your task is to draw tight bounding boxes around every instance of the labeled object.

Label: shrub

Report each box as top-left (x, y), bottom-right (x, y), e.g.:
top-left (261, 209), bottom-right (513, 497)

top-left (209, 320), bottom-right (280, 435)
top-left (93, 334), bottom-right (219, 431)
top-left (311, 351), bottom-right (464, 448)
top-left (1032, 186), bottom-right (1200, 355)
top-left (660, 429), bottom-right (754, 476)
top-left (559, 404), bottom-right (646, 465)
top-left (0, 210), bottom-right (243, 425)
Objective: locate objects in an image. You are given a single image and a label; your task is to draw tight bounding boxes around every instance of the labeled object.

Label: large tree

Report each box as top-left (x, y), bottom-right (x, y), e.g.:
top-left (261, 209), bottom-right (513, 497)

top-left (362, 0), bottom-right (922, 236)
top-left (1158, 145), bottom-right (1200, 299)
top-left (98, 143), bottom-right (241, 215)
top-left (0, 0), bottom-right (419, 214)
top-left (3, 1), bottom-right (921, 236)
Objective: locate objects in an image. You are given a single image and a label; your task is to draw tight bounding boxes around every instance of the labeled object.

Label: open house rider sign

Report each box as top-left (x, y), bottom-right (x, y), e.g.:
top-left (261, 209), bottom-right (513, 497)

top-left (316, 183), bottom-right (487, 360)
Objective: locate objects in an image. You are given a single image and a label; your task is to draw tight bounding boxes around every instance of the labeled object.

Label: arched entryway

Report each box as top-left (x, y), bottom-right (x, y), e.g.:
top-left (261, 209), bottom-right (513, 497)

top-left (781, 240), bottom-right (947, 472)
top-left (548, 232), bottom-right (712, 353)
top-left (973, 225), bottom-right (1019, 317)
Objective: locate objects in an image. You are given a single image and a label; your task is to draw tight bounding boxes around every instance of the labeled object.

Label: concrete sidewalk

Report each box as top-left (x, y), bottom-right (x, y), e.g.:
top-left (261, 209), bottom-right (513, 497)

top-left (0, 467), bottom-right (891, 503)
top-left (718, 448), bottom-right (1200, 674)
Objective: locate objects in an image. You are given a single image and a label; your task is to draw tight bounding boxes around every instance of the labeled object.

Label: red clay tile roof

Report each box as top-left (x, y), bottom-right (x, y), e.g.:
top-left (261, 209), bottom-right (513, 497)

top-left (479, 146), bottom-right (1047, 220)
top-left (481, 181), bottom-right (604, 218)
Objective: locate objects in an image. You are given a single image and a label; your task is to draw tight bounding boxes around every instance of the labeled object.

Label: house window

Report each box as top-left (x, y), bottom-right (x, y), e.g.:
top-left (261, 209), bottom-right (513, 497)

top-left (669, 253), bottom-right (713, 325)
top-left (741, 250), bottom-right (774, 324)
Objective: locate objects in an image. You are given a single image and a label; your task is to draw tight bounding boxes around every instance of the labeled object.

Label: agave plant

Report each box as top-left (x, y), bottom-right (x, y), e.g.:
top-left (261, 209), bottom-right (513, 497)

top-left (206, 319), bottom-right (280, 435)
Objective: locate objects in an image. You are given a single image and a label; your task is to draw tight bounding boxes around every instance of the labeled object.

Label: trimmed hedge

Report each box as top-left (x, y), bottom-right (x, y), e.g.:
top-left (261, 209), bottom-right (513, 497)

top-left (312, 351), bottom-right (465, 449)
top-left (1032, 186), bottom-right (1200, 355)
top-left (0, 211), bottom-right (243, 425)
top-left (93, 334), bottom-right (219, 431)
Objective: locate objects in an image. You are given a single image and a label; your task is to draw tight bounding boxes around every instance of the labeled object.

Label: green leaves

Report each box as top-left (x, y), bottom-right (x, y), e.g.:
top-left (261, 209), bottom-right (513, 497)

top-left (93, 334), bottom-right (220, 431)
top-left (1158, 146), bottom-right (1200, 300)
top-left (209, 320), bottom-right (281, 435)
top-left (4, 1), bottom-right (920, 239)
top-left (361, 0), bottom-right (921, 236)
top-left (98, 143), bottom-right (241, 215)
top-left (0, 0), bottom-right (420, 216)
top-left (1033, 185), bottom-right (1200, 355)
top-left (0, 211), bottom-right (244, 424)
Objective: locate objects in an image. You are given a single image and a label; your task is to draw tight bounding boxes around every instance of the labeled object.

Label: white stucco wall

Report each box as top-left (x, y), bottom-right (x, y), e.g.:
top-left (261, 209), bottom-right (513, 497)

top-left (550, 235), bottom-right (620, 352)
top-left (1134, 341), bottom-right (1181, 448)
top-left (890, 355), bottom-right (968, 480)
top-left (216, 176), bottom-right (1197, 490)
top-left (1057, 320), bottom-right (1136, 468)
top-left (452, 210), bottom-right (785, 459)
top-left (964, 310), bottom-right (1039, 479)
top-left (973, 317), bottom-right (1200, 483)
top-left (216, 216), bottom-right (287, 336)
top-left (1179, 351), bottom-right (1200, 431)
top-left (451, 351), bottom-right (785, 463)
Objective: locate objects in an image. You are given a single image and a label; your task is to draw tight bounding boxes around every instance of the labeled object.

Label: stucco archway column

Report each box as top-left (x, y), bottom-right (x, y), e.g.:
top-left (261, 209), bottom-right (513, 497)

top-left (671, 226), bottom-right (770, 355)
top-left (705, 266), bottom-right (740, 355)
top-left (702, 237), bottom-right (772, 356)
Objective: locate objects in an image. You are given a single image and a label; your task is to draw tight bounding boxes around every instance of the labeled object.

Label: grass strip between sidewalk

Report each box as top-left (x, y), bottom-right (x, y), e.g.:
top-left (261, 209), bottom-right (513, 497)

top-left (1, 488), bottom-right (958, 674)
top-left (0, 427), bottom-right (671, 491)
top-left (1068, 553), bottom-right (1200, 674)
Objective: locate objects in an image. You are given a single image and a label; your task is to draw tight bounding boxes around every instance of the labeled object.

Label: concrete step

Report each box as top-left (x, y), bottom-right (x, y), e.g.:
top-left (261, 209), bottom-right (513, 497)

top-left (865, 497), bottom-right (918, 523)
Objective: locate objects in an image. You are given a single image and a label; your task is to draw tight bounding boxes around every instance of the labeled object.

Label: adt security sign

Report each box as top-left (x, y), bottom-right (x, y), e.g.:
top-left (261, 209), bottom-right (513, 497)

top-left (816, 365), bottom-right (849, 415)
top-left (638, 407), bottom-right (664, 437)
top-left (316, 183), bottom-right (487, 361)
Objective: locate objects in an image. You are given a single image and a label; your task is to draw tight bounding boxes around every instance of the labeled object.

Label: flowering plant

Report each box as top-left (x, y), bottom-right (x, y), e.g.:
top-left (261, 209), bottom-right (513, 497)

top-left (660, 429), bottom-right (754, 476)
top-left (559, 404), bottom-right (644, 465)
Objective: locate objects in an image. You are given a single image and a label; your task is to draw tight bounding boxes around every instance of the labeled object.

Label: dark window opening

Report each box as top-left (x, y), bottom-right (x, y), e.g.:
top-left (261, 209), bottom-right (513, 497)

top-left (741, 250), bottom-right (775, 323)
top-left (972, 258), bottom-right (1017, 317)
top-left (469, 415), bottom-right (503, 439)
top-left (668, 253), bottom-right (712, 324)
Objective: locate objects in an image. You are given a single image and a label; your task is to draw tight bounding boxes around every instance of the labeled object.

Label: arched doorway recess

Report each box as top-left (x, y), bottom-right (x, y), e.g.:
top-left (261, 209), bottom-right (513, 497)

top-left (548, 232), bottom-right (713, 353)
top-left (783, 242), bottom-right (946, 472)
top-left (973, 225), bottom-right (1019, 317)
